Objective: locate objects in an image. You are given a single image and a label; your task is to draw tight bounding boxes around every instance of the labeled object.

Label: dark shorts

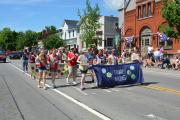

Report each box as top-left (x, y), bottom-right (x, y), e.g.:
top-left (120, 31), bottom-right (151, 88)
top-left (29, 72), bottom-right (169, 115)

top-left (38, 67), bottom-right (47, 73)
top-left (80, 70), bottom-right (88, 74)
top-left (148, 53), bottom-right (153, 59)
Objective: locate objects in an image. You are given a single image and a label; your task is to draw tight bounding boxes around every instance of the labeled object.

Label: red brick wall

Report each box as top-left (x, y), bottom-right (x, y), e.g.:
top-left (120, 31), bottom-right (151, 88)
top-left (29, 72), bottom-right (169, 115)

top-left (123, 0), bottom-right (180, 55)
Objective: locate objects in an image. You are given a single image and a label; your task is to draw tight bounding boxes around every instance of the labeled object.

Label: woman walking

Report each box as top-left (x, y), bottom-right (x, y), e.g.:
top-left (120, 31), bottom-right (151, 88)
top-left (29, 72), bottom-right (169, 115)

top-left (77, 49), bottom-right (89, 90)
top-left (29, 52), bottom-right (36, 79)
top-left (36, 50), bottom-right (47, 90)
top-left (47, 49), bottom-right (58, 88)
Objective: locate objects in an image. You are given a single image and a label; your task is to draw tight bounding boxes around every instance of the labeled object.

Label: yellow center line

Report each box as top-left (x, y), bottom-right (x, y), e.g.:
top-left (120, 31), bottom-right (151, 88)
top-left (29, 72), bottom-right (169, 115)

top-left (142, 85), bottom-right (180, 95)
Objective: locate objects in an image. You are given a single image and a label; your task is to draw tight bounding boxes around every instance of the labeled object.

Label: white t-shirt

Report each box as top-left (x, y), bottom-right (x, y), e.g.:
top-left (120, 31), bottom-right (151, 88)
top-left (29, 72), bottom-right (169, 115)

top-left (107, 55), bottom-right (117, 65)
top-left (131, 53), bottom-right (139, 61)
top-left (77, 55), bottom-right (88, 70)
top-left (154, 51), bottom-right (160, 57)
top-left (148, 46), bottom-right (153, 54)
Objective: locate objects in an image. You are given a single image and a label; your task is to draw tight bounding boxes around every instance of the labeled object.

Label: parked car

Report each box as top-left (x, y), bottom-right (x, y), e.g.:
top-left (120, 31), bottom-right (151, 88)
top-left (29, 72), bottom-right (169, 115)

top-left (0, 49), bottom-right (7, 63)
top-left (6, 50), bottom-right (12, 56)
top-left (9, 52), bottom-right (24, 59)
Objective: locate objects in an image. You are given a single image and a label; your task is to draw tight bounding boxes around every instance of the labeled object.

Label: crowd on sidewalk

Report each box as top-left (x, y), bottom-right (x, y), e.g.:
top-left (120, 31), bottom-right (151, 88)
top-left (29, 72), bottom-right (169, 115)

top-left (143, 45), bottom-right (180, 70)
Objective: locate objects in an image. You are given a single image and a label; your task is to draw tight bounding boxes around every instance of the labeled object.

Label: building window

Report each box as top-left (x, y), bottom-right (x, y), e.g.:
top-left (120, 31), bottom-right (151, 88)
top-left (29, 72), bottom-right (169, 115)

top-left (72, 30), bottom-right (74, 37)
top-left (148, 2), bottom-right (152, 16)
top-left (65, 32), bottom-right (66, 39)
top-left (143, 5), bottom-right (146, 17)
top-left (98, 38), bottom-right (102, 47)
top-left (107, 38), bottom-right (113, 47)
top-left (69, 31), bottom-right (71, 38)
top-left (138, 6), bottom-right (141, 18)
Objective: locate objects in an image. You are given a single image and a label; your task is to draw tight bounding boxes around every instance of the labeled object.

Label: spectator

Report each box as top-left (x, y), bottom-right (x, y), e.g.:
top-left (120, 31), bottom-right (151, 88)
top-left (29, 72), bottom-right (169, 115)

top-left (153, 48), bottom-right (161, 64)
top-left (171, 56), bottom-right (179, 70)
top-left (148, 44), bottom-right (154, 59)
top-left (95, 50), bottom-right (106, 64)
top-left (22, 49), bottom-right (29, 73)
top-left (131, 48), bottom-right (140, 63)
top-left (121, 49), bottom-right (126, 64)
top-left (107, 49), bottom-right (118, 65)
top-left (160, 57), bottom-right (171, 69)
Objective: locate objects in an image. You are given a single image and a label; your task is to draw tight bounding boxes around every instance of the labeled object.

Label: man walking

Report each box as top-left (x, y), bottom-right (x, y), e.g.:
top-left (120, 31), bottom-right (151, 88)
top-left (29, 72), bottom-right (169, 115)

top-left (66, 48), bottom-right (78, 84)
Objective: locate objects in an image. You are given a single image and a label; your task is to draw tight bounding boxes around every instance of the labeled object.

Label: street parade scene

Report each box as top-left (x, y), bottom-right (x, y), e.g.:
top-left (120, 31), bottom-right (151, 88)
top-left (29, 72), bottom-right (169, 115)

top-left (0, 0), bottom-right (180, 120)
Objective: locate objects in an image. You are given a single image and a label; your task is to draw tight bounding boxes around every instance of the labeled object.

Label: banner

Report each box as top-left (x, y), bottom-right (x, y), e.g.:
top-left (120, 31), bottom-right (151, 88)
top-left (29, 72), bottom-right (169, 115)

top-left (91, 63), bottom-right (144, 87)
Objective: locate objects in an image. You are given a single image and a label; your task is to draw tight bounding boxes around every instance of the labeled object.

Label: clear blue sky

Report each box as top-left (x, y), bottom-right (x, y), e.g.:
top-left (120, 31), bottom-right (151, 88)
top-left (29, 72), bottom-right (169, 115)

top-left (0, 0), bottom-right (122, 32)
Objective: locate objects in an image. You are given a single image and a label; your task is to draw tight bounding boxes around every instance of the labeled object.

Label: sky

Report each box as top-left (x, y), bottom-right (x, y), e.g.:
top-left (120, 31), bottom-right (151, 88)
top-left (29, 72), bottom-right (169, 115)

top-left (0, 0), bottom-right (124, 32)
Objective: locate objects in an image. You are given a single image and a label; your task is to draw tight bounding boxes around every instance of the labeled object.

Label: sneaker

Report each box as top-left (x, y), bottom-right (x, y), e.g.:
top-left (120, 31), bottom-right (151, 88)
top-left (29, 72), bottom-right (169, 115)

top-left (52, 84), bottom-right (56, 89)
top-left (81, 87), bottom-right (85, 90)
top-left (72, 81), bottom-right (77, 85)
top-left (66, 79), bottom-right (70, 85)
top-left (43, 86), bottom-right (47, 90)
top-left (38, 85), bottom-right (41, 88)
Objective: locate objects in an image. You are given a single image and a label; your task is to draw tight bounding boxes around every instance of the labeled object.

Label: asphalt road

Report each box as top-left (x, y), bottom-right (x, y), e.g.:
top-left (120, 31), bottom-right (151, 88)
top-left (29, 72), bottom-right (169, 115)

top-left (0, 60), bottom-right (180, 120)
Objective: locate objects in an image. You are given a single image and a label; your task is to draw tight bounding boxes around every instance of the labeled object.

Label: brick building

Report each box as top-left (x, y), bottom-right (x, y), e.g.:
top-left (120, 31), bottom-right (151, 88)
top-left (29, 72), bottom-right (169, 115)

top-left (122, 0), bottom-right (180, 57)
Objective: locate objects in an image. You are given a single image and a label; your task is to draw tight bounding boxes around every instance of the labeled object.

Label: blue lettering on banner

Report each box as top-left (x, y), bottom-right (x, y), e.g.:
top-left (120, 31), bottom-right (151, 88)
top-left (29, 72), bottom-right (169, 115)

top-left (91, 63), bottom-right (144, 87)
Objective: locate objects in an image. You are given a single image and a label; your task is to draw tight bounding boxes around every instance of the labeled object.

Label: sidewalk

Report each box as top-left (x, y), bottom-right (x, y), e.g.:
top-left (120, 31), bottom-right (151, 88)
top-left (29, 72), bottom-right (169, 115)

top-left (142, 66), bottom-right (180, 74)
top-left (0, 75), bottom-right (23, 120)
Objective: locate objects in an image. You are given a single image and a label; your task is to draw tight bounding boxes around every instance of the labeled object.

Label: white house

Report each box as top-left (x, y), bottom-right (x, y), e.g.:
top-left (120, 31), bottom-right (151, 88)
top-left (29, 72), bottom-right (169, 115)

top-left (59, 20), bottom-right (79, 49)
top-left (97, 16), bottom-right (119, 49)
top-left (78, 16), bottom-right (119, 50)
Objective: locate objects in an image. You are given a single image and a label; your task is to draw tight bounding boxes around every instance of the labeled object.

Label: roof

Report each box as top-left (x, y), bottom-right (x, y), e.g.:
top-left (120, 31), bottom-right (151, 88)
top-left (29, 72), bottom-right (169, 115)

top-left (63, 20), bottom-right (79, 27)
top-left (118, 0), bottom-right (131, 11)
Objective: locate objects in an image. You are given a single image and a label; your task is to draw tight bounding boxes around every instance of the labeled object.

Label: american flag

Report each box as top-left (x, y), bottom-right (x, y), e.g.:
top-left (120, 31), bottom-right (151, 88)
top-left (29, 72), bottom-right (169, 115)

top-left (125, 36), bottom-right (133, 44)
top-left (157, 32), bottom-right (169, 42)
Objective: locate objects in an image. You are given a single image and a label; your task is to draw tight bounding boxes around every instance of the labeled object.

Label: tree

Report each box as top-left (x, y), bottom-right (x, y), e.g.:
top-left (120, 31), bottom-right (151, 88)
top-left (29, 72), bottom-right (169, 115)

top-left (43, 34), bottom-right (65, 50)
top-left (78, 0), bottom-right (101, 47)
top-left (24, 30), bottom-right (38, 48)
top-left (45, 26), bottom-right (57, 35)
top-left (15, 30), bottom-right (38, 50)
top-left (161, 0), bottom-right (180, 38)
top-left (16, 32), bottom-right (26, 50)
top-left (0, 28), bottom-right (16, 50)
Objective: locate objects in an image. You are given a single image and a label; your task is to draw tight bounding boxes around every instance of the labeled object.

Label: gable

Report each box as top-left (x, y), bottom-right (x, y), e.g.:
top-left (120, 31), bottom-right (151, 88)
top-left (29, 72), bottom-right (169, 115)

top-left (126, 0), bottom-right (136, 12)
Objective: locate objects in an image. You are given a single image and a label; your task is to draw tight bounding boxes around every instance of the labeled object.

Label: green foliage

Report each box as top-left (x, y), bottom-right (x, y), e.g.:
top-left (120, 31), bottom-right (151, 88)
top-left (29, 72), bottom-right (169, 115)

top-left (0, 25), bottom-right (58, 51)
top-left (161, 0), bottom-right (180, 38)
top-left (78, 0), bottom-right (101, 47)
top-left (16, 32), bottom-right (26, 50)
top-left (15, 30), bottom-right (38, 50)
top-left (43, 34), bottom-right (65, 50)
top-left (159, 24), bottom-right (175, 37)
top-left (0, 28), bottom-right (17, 50)
top-left (24, 30), bottom-right (38, 47)
top-left (45, 26), bottom-right (57, 35)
